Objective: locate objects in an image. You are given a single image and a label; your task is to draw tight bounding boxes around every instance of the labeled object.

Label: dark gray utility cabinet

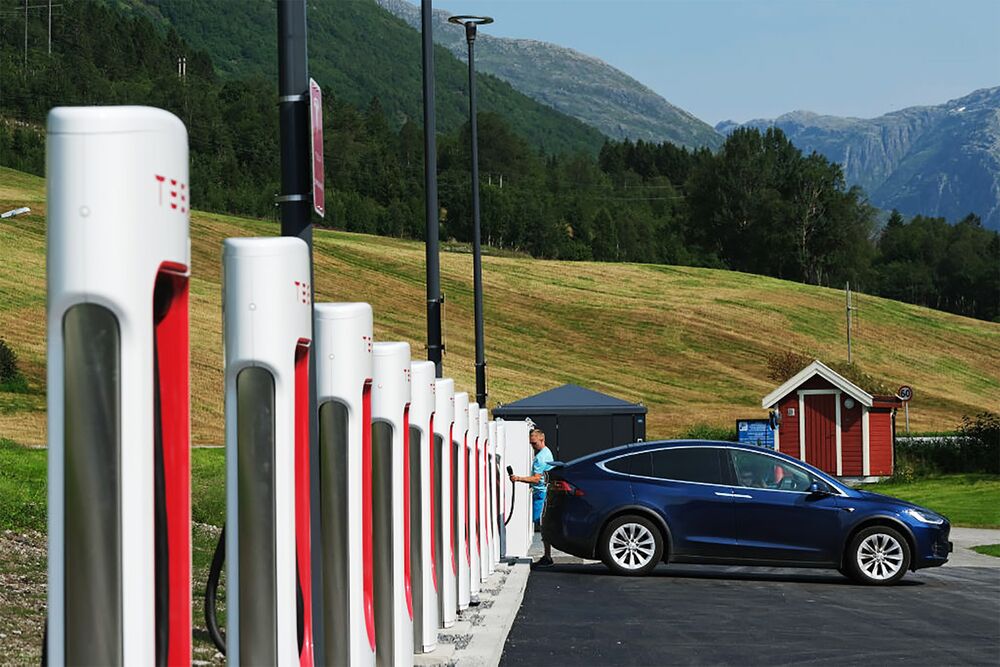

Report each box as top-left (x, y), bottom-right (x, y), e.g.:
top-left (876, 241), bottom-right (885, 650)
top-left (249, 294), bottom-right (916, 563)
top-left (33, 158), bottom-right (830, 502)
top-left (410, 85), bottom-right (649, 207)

top-left (492, 384), bottom-right (646, 462)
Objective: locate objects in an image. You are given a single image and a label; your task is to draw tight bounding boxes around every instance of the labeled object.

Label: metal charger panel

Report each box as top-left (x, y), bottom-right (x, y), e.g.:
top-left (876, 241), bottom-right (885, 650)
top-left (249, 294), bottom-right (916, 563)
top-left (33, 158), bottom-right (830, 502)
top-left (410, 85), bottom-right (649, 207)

top-left (408, 425), bottom-right (425, 646)
top-left (237, 367), bottom-right (277, 664)
top-left (372, 420), bottom-right (395, 664)
top-left (319, 400), bottom-right (351, 665)
top-left (63, 304), bottom-right (123, 667)
top-left (432, 433), bottom-right (445, 626)
top-left (451, 440), bottom-right (460, 578)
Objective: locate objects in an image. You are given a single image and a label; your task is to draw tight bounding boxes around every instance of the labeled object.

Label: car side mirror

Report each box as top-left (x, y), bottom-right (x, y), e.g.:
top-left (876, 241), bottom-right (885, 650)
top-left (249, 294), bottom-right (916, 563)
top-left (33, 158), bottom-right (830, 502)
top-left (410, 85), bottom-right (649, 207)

top-left (808, 481), bottom-right (831, 496)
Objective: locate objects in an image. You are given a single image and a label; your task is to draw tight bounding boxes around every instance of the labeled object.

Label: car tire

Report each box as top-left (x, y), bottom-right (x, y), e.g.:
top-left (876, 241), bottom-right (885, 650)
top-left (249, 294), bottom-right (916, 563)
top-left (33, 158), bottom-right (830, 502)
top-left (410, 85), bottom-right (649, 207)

top-left (599, 514), bottom-right (664, 576)
top-left (846, 525), bottom-right (911, 585)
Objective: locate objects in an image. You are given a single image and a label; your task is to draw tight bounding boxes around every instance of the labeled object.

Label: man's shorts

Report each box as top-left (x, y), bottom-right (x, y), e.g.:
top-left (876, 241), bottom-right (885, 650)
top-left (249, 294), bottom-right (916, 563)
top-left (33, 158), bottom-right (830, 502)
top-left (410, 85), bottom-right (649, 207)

top-left (532, 492), bottom-right (546, 523)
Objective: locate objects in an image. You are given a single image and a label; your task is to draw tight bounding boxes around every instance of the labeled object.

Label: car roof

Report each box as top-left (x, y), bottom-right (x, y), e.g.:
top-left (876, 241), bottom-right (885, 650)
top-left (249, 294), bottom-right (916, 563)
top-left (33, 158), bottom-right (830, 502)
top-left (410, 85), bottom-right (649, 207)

top-left (563, 439), bottom-right (797, 467)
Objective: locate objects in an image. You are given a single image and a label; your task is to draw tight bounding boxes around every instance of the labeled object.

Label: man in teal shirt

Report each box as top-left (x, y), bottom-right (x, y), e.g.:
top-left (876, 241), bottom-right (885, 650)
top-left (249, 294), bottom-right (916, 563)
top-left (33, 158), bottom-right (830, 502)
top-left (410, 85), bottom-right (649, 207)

top-left (510, 426), bottom-right (555, 567)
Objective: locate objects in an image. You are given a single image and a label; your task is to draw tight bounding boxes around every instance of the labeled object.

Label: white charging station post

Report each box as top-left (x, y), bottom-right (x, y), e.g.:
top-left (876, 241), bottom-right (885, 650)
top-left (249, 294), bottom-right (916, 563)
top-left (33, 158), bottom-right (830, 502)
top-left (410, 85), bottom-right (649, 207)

top-left (489, 421), bottom-right (501, 569)
top-left (314, 303), bottom-right (376, 667)
top-left (500, 421), bottom-right (533, 559)
top-left (46, 106), bottom-right (191, 666)
top-left (487, 421), bottom-right (500, 574)
top-left (479, 408), bottom-right (490, 582)
top-left (408, 361), bottom-right (438, 653)
top-left (372, 342), bottom-right (413, 667)
top-left (433, 379), bottom-right (456, 627)
top-left (453, 393), bottom-right (471, 611)
top-left (223, 237), bottom-right (314, 666)
top-left (467, 403), bottom-right (481, 600)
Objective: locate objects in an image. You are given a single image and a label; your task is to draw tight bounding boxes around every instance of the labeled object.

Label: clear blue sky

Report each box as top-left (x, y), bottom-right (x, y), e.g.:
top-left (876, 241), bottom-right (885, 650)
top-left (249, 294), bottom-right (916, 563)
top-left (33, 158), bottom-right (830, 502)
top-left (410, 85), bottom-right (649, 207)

top-left (410, 0), bottom-right (1000, 125)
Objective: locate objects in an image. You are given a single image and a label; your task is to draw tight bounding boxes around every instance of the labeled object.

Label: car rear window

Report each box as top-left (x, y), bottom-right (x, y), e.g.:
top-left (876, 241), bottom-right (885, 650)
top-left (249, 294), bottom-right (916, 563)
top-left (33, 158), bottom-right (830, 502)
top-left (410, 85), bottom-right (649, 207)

top-left (648, 447), bottom-right (724, 485)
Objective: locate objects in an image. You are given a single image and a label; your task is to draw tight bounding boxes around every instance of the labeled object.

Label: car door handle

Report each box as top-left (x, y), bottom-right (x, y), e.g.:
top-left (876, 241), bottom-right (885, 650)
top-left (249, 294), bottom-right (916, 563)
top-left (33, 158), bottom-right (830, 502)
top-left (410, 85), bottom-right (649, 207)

top-left (714, 491), bottom-right (753, 499)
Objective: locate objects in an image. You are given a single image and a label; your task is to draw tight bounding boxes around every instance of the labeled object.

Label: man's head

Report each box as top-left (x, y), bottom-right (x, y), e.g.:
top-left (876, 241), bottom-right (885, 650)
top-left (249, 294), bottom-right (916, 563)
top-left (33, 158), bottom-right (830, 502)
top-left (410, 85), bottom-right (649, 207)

top-left (529, 427), bottom-right (546, 452)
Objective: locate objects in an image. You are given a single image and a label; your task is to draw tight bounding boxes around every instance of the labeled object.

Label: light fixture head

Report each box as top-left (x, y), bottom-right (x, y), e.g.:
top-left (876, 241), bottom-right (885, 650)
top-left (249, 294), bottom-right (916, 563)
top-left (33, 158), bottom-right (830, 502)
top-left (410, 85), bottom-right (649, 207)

top-left (448, 14), bottom-right (494, 42)
top-left (447, 15), bottom-right (494, 26)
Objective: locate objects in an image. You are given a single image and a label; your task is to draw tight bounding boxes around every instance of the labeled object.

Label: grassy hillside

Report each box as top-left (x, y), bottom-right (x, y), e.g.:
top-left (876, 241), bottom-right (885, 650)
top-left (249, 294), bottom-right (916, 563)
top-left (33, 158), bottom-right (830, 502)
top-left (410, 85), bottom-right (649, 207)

top-left (1, 166), bottom-right (998, 444)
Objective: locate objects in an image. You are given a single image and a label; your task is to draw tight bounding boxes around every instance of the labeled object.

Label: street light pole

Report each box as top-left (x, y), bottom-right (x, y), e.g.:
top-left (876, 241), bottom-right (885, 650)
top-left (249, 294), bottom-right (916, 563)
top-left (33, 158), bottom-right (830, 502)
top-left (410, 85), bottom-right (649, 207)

top-left (449, 14), bottom-right (493, 408)
top-left (276, 1), bottom-right (323, 662)
top-left (422, 0), bottom-right (444, 378)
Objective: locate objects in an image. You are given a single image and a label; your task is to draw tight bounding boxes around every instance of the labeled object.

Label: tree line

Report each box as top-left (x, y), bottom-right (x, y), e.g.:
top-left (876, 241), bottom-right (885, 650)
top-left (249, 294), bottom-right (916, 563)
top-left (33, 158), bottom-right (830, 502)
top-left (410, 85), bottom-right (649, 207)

top-left (1, 1), bottom-right (996, 321)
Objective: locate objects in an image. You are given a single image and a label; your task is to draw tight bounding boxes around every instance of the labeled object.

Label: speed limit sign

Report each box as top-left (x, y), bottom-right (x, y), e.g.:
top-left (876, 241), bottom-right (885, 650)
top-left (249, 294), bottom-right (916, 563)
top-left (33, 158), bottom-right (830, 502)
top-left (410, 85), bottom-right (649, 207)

top-left (898, 385), bottom-right (913, 401)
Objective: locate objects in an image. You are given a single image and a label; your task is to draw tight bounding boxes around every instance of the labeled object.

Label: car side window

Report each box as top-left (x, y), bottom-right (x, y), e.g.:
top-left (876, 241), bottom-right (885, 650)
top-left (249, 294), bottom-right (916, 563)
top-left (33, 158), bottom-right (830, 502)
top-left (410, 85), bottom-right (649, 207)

top-left (604, 452), bottom-right (652, 476)
top-left (604, 455), bottom-right (630, 474)
top-left (730, 450), bottom-right (812, 492)
top-left (648, 448), bottom-right (724, 485)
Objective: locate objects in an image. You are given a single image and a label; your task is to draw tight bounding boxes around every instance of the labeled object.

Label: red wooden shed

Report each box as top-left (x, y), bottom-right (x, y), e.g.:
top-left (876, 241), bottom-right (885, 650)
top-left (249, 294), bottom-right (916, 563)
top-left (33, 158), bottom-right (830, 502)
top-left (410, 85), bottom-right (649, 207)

top-left (761, 360), bottom-right (902, 479)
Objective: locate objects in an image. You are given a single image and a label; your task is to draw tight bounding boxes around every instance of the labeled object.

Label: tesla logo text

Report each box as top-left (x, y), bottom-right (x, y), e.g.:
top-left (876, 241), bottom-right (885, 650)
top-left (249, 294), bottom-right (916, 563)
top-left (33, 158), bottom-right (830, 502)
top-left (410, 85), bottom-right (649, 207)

top-left (155, 175), bottom-right (188, 213)
top-left (362, 335), bottom-right (373, 353)
top-left (294, 281), bottom-right (311, 305)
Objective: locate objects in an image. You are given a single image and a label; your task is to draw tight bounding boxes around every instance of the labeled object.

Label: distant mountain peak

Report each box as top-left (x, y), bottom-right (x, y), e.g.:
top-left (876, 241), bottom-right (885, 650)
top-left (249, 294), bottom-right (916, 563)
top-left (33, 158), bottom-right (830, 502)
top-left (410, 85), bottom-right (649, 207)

top-left (376, 0), bottom-right (721, 149)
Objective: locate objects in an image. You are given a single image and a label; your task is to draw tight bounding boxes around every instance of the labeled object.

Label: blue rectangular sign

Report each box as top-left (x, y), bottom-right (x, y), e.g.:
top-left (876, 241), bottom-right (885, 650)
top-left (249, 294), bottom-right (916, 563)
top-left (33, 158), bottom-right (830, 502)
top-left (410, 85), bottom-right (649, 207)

top-left (736, 419), bottom-right (774, 448)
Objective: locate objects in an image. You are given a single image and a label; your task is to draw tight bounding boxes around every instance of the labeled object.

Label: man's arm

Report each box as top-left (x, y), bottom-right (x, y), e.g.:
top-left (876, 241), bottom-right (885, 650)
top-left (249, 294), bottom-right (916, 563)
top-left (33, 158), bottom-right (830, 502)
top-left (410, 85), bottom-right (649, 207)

top-left (510, 472), bottom-right (543, 484)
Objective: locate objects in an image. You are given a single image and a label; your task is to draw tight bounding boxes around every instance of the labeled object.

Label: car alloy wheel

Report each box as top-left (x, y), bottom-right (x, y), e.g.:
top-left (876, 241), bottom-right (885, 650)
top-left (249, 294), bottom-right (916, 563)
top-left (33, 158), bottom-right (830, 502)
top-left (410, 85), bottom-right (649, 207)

top-left (847, 525), bottom-right (911, 585)
top-left (600, 514), bottom-right (664, 576)
top-left (610, 523), bottom-right (656, 570)
top-left (856, 533), bottom-right (904, 580)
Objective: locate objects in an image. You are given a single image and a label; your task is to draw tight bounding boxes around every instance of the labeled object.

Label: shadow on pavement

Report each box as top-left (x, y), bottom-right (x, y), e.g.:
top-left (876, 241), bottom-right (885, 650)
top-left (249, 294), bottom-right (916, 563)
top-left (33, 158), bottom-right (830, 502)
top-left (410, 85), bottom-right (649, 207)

top-left (540, 561), bottom-right (924, 586)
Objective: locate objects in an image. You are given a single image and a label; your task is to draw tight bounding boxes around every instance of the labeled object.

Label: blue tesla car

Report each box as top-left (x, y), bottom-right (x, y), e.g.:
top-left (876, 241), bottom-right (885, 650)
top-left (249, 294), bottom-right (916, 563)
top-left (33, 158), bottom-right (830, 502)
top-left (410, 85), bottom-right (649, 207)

top-left (541, 440), bottom-right (951, 584)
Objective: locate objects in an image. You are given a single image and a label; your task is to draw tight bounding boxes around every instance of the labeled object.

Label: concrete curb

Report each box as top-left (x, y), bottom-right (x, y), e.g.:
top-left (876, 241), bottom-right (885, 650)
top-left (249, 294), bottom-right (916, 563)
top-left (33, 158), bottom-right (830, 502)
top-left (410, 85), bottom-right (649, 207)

top-left (458, 560), bottom-right (530, 667)
top-left (414, 559), bottom-right (531, 667)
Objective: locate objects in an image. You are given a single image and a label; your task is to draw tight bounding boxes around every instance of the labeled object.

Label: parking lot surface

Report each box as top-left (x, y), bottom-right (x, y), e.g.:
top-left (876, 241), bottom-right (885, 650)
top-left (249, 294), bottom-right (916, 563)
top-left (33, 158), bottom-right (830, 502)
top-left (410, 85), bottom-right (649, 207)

top-left (500, 559), bottom-right (1000, 666)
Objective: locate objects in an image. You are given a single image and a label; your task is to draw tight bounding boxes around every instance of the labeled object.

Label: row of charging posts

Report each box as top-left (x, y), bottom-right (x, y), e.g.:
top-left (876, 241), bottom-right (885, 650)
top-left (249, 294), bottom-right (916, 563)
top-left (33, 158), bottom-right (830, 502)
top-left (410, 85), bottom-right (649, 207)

top-left (44, 106), bottom-right (534, 665)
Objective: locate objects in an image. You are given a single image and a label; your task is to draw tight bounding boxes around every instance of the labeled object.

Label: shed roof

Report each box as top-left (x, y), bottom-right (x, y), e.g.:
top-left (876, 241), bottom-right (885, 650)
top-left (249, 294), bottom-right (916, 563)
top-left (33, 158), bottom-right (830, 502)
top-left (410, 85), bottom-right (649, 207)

top-left (761, 359), bottom-right (874, 409)
top-left (493, 384), bottom-right (646, 416)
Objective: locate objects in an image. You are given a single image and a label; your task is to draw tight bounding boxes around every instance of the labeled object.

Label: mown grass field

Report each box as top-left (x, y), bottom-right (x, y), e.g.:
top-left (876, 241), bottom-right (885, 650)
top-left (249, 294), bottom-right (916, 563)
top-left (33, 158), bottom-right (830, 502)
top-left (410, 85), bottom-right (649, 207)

top-left (1, 165), bottom-right (998, 444)
top-left (863, 474), bottom-right (1000, 528)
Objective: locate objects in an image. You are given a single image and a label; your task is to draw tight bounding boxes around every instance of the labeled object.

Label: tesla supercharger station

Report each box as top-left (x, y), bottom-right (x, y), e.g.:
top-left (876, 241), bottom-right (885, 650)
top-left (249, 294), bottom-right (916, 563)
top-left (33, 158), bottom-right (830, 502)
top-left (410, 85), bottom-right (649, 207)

top-left (467, 403), bottom-right (480, 601)
top-left (46, 106), bottom-right (191, 666)
top-left (433, 379), bottom-right (456, 628)
top-left (314, 303), bottom-right (376, 667)
top-left (488, 421), bottom-right (500, 574)
top-left (453, 393), bottom-right (470, 611)
top-left (223, 237), bottom-right (314, 667)
top-left (371, 342), bottom-right (413, 667)
top-left (501, 421), bottom-right (534, 559)
top-left (408, 361), bottom-right (438, 653)
top-left (479, 409), bottom-right (491, 582)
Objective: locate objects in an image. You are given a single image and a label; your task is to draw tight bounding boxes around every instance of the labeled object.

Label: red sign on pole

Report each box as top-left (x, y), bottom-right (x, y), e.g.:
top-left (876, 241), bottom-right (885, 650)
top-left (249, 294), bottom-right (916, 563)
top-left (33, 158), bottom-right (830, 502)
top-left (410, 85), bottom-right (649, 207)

top-left (309, 78), bottom-right (325, 218)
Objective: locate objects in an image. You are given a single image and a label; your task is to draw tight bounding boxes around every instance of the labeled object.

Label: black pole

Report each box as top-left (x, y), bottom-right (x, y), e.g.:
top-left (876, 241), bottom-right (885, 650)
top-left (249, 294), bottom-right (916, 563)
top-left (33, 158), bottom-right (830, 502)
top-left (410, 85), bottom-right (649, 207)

top-left (277, 1), bottom-right (323, 663)
top-left (422, 0), bottom-right (444, 378)
top-left (465, 22), bottom-right (488, 408)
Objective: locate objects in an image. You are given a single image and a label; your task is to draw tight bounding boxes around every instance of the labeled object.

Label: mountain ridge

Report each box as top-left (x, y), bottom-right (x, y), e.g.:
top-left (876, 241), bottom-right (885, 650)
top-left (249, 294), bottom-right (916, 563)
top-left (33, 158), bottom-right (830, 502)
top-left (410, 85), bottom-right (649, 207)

top-left (134, 0), bottom-right (606, 155)
top-left (717, 87), bottom-right (1000, 229)
top-left (376, 0), bottom-right (722, 149)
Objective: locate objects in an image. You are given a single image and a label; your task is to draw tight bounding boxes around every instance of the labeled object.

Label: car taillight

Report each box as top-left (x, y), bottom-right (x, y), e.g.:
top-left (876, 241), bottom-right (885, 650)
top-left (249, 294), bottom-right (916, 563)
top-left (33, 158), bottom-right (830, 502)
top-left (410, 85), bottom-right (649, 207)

top-left (550, 480), bottom-right (584, 496)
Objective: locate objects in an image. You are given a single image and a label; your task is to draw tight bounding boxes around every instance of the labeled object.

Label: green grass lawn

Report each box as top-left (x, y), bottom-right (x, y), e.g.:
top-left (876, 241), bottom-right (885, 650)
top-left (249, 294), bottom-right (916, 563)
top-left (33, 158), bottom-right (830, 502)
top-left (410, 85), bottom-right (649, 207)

top-left (972, 544), bottom-right (1000, 557)
top-left (0, 439), bottom-right (226, 662)
top-left (0, 438), bottom-right (226, 532)
top-left (862, 474), bottom-right (1000, 528)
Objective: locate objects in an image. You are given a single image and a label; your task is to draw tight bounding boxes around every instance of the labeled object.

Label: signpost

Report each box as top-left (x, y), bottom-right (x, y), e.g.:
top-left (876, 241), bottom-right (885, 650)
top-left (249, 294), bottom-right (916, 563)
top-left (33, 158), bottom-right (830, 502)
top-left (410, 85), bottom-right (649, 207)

top-left (309, 78), bottom-right (325, 218)
top-left (898, 385), bottom-right (912, 434)
top-left (736, 419), bottom-right (775, 448)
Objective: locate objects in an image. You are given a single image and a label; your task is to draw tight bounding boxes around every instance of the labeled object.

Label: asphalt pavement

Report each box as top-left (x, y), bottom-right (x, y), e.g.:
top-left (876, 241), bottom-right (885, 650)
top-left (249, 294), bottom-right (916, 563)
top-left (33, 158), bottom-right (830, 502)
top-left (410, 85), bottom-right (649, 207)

top-left (501, 532), bottom-right (1000, 666)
